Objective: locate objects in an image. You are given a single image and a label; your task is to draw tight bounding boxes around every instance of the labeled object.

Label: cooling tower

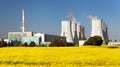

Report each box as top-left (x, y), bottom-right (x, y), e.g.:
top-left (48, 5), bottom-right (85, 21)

top-left (102, 22), bottom-right (109, 40)
top-left (81, 26), bottom-right (85, 39)
top-left (61, 20), bottom-right (86, 43)
top-left (71, 21), bottom-right (78, 42)
top-left (91, 19), bottom-right (103, 38)
top-left (90, 17), bottom-right (109, 41)
top-left (71, 21), bottom-right (76, 39)
top-left (77, 23), bottom-right (81, 40)
top-left (61, 21), bottom-right (73, 43)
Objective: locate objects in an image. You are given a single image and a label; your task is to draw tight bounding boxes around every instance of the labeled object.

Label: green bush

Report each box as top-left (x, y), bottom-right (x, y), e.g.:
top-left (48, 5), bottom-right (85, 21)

top-left (66, 43), bottom-right (74, 46)
top-left (29, 41), bottom-right (36, 47)
top-left (0, 39), bottom-right (7, 47)
top-left (11, 40), bottom-right (21, 46)
top-left (49, 38), bottom-right (67, 47)
top-left (49, 38), bottom-right (75, 47)
top-left (19, 42), bottom-right (28, 47)
top-left (0, 40), bottom-right (5, 47)
top-left (24, 42), bottom-right (28, 47)
top-left (105, 39), bottom-right (109, 45)
top-left (84, 36), bottom-right (103, 46)
top-left (8, 42), bottom-right (13, 47)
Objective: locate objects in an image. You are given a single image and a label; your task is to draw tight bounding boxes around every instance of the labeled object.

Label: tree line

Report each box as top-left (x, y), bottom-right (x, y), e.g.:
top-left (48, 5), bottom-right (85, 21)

top-left (0, 39), bottom-right (36, 47)
top-left (0, 36), bottom-right (107, 47)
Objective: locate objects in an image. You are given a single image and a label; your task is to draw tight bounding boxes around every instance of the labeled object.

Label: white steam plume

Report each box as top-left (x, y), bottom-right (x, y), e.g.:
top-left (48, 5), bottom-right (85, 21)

top-left (87, 15), bottom-right (98, 21)
top-left (65, 12), bottom-right (77, 22)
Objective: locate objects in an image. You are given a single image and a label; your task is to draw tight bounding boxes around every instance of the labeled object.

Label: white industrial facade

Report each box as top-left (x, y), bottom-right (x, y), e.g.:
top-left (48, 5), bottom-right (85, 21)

top-left (22, 36), bottom-right (40, 45)
top-left (34, 33), bottom-right (66, 45)
top-left (20, 33), bottom-right (66, 46)
top-left (61, 20), bottom-right (85, 43)
top-left (8, 32), bottom-right (33, 41)
top-left (90, 17), bottom-right (109, 41)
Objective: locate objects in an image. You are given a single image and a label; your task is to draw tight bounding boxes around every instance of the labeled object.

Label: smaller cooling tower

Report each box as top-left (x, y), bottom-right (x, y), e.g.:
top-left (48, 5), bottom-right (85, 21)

top-left (77, 23), bottom-right (81, 40)
top-left (101, 22), bottom-right (109, 40)
top-left (81, 26), bottom-right (85, 39)
top-left (61, 21), bottom-right (73, 43)
top-left (71, 21), bottom-right (78, 42)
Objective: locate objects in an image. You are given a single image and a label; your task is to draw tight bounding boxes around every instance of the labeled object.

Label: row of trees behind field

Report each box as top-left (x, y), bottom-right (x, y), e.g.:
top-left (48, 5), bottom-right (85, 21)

top-left (0, 39), bottom-right (36, 47)
top-left (0, 36), bottom-right (108, 47)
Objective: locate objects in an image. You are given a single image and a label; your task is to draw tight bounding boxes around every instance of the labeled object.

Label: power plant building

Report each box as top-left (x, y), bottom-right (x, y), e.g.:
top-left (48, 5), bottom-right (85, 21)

top-left (22, 36), bottom-right (40, 45)
top-left (34, 33), bottom-right (65, 42)
top-left (34, 33), bottom-right (66, 45)
top-left (8, 32), bottom-right (33, 41)
top-left (8, 9), bottom-right (66, 46)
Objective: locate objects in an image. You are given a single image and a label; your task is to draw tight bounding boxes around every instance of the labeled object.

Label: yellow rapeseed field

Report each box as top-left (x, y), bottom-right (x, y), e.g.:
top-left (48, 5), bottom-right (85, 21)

top-left (0, 46), bottom-right (120, 67)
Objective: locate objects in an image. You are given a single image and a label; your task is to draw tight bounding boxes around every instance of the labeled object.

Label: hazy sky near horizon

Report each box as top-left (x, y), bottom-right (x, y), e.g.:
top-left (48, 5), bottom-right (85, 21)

top-left (0, 0), bottom-right (120, 41)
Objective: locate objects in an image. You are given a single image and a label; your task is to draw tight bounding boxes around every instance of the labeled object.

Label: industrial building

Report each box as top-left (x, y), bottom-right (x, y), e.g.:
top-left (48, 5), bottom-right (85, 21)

top-left (8, 9), bottom-right (66, 46)
top-left (8, 32), bottom-right (33, 41)
top-left (8, 9), bottom-right (35, 45)
top-left (8, 32), bottom-right (66, 46)
top-left (22, 36), bottom-right (40, 45)
top-left (34, 33), bottom-right (66, 45)
top-left (8, 9), bottom-right (29, 41)
top-left (20, 33), bottom-right (65, 46)
top-left (88, 16), bottom-right (109, 41)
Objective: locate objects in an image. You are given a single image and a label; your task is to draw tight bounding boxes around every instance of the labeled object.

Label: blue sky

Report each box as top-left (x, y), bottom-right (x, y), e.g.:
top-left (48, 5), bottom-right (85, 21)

top-left (0, 0), bottom-right (120, 41)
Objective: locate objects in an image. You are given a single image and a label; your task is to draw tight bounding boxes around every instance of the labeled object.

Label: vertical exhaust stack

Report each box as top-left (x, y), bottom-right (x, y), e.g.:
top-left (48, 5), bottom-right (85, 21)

top-left (21, 9), bottom-right (25, 33)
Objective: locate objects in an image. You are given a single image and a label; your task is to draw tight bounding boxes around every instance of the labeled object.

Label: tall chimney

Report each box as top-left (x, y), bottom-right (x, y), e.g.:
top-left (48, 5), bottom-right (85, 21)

top-left (21, 9), bottom-right (24, 32)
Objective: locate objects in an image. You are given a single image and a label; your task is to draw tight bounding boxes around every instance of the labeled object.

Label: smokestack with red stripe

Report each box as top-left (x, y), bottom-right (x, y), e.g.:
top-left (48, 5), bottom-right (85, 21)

top-left (21, 9), bottom-right (24, 33)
